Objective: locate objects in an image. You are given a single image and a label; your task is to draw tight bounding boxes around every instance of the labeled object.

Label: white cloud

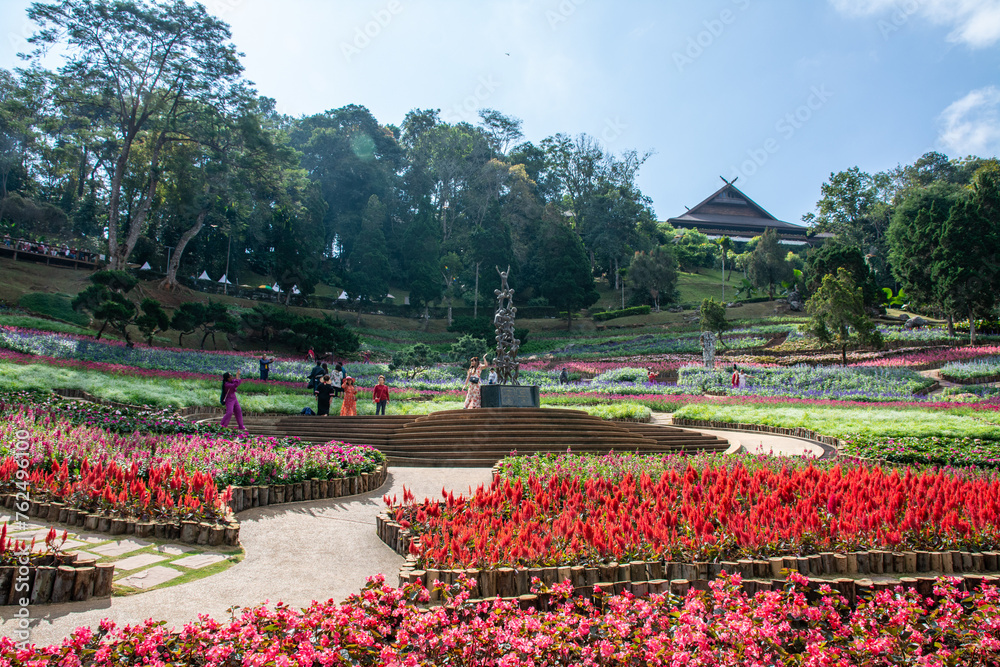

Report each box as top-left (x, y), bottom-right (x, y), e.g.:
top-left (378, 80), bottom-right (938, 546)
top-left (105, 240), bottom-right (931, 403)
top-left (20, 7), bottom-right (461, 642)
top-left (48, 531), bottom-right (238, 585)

top-left (830, 0), bottom-right (1000, 47)
top-left (939, 86), bottom-right (1000, 157)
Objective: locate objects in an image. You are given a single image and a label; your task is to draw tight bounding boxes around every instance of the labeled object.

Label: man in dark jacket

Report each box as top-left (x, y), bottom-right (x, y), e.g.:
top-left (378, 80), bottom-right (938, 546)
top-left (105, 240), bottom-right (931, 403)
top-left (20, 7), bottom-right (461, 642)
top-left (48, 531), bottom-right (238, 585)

top-left (307, 362), bottom-right (325, 390)
top-left (259, 353), bottom-right (274, 381)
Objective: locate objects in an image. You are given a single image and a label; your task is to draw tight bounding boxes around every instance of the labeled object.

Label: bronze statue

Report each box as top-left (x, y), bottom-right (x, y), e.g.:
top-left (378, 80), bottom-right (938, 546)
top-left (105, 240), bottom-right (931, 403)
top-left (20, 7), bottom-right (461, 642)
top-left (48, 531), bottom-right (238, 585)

top-left (493, 265), bottom-right (520, 385)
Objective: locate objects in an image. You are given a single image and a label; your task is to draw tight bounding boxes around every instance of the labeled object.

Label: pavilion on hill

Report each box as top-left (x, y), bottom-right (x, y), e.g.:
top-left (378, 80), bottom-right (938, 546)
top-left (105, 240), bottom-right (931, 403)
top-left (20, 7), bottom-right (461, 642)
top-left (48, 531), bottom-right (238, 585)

top-left (667, 178), bottom-right (829, 246)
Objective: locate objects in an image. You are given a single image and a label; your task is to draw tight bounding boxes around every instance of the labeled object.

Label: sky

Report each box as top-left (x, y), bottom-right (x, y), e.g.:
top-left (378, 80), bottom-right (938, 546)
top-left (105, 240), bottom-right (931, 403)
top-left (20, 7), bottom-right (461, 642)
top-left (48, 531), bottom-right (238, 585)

top-left (1, 0), bottom-right (999, 226)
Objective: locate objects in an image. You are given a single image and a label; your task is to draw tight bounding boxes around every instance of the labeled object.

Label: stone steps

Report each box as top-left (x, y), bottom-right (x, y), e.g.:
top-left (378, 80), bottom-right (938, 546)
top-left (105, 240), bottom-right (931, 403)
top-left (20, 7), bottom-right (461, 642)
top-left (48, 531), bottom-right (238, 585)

top-left (208, 407), bottom-right (729, 466)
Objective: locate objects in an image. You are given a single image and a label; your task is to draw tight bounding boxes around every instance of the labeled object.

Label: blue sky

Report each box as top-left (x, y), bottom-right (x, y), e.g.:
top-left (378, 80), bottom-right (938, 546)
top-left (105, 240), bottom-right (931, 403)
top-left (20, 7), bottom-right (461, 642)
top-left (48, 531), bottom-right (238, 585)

top-left (2, 0), bottom-right (999, 225)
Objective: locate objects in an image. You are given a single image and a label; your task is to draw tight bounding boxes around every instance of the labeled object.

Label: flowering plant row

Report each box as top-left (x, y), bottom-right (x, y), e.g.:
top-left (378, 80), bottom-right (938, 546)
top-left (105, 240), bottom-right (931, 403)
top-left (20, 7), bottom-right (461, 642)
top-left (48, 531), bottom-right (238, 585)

top-left (941, 356), bottom-right (1000, 382)
top-left (1, 456), bottom-right (234, 524)
top-left (0, 390), bottom-right (222, 436)
top-left (1, 409), bottom-right (386, 488)
top-left (842, 434), bottom-right (1000, 469)
top-left (678, 363), bottom-right (935, 402)
top-left (6, 573), bottom-right (1000, 665)
top-left (390, 455), bottom-right (1000, 568)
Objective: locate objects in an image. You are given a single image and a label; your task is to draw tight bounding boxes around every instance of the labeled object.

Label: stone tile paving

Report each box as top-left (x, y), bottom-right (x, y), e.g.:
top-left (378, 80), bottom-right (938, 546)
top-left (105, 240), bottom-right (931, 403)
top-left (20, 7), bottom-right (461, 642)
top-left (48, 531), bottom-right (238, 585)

top-left (116, 566), bottom-right (184, 590)
top-left (113, 553), bottom-right (168, 571)
top-left (0, 510), bottom-right (242, 595)
top-left (172, 553), bottom-right (225, 569)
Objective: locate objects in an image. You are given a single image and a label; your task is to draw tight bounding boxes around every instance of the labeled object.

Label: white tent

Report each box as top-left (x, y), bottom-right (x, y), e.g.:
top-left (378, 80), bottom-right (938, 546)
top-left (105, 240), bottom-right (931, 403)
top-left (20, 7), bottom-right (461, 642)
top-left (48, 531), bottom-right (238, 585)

top-left (404, 296), bottom-right (410, 305)
top-left (338, 290), bottom-right (349, 301)
top-left (197, 271), bottom-right (211, 281)
top-left (272, 282), bottom-right (281, 292)
top-left (139, 261), bottom-right (152, 270)
top-left (292, 285), bottom-right (301, 295)
top-left (218, 274), bottom-right (232, 285)
top-left (385, 293), bottom-right (395, 300)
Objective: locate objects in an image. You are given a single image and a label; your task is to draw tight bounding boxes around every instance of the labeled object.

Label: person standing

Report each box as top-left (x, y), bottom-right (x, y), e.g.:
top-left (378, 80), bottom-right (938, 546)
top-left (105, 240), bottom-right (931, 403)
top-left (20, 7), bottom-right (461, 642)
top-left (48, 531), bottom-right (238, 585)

top-left (221, 371), bottom-right (246, 431)
top-left (373, 375), bottom-right (390, 415)
top-left (340, 376), bottom-right (358, 416)
top-left (487, 366), bottom-right (498, 385)
top-left (647, 368), bottom-right (657, 384)
top-left (307, 347), bottom-right (315, 362)
top-left (315, 375), bottom-right (334, 416)
top-left (463, 357), bottom-right (486, 409)
top-left (259, 353), bottom-right (273, 381)
top-left (332, 362), bottom-right (344, 397)
top-left (559, 368), bottom-right (569, 385)
top-left (731, 364), bottom-right (740, 389)
top-left (738, 369), bottom-right (747, 390)
top-left (307, 360), bottom-right (325, 390)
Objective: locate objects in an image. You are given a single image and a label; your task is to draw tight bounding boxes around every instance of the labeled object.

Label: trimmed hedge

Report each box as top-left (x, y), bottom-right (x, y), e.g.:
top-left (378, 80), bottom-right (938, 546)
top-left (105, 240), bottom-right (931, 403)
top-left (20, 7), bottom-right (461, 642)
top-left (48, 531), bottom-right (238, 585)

top-left (593, 305), bottom-right (652, 322)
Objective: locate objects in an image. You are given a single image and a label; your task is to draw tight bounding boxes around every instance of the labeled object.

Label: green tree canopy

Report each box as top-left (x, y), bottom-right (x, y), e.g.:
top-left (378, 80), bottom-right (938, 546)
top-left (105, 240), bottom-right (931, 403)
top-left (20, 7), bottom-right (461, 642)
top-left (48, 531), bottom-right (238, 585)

top-left (806, 268), bottom-right (884, 365)
top-left (747, 229), bottom-right (792, 299)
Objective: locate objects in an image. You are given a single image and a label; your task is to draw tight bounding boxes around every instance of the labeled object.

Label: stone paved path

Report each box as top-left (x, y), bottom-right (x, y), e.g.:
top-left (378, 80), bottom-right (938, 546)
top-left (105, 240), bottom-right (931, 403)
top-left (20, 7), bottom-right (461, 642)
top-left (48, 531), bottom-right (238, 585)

top-left (2, 425), bottom-right (818, 646)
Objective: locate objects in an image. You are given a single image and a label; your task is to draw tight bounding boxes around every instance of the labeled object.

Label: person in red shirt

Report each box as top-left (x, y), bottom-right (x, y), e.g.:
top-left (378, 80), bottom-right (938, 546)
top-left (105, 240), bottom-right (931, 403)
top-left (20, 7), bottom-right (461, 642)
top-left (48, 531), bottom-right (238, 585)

top-left (373, 375), bottom-right (390, 415)
top-left (731, 364), bottom-right (740, 389)
top-left (647, 368), bottom-right (657, 384)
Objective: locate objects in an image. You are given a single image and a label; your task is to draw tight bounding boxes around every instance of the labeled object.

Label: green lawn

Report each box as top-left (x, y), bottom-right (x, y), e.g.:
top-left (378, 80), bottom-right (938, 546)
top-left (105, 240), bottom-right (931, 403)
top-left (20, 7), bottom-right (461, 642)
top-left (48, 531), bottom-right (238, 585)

top-left (674, 402), bottom-right (1000, 440)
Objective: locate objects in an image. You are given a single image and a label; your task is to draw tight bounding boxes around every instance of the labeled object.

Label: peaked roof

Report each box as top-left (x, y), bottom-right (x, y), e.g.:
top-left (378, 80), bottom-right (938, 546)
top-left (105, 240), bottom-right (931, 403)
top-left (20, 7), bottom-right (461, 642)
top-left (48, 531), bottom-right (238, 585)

top-left (667, 182), bottom-right (808, 235)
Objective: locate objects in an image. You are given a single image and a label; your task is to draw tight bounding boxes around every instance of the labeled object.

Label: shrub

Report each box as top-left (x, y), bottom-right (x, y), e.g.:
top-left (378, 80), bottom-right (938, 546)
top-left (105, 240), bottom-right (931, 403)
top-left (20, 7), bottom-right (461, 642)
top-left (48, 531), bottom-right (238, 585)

top-left (593, 305), bottom-right (651, 322)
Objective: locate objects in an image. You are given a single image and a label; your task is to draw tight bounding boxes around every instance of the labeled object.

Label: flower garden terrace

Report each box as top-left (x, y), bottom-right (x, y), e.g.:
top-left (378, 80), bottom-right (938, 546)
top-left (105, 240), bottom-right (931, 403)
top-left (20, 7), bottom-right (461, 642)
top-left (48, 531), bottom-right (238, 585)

top-left (0, 394), bottom-right (386, 537)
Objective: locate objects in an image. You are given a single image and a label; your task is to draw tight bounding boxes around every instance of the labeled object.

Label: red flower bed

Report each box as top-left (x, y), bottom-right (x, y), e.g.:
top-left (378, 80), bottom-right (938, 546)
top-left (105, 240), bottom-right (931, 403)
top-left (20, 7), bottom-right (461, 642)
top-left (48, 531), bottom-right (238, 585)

top-left (391, 461), bottom-right (1000, 567)
top-left (0, 458), bottom-right (233, 525)
top-left (5, 574), bottom-right (1000, 665)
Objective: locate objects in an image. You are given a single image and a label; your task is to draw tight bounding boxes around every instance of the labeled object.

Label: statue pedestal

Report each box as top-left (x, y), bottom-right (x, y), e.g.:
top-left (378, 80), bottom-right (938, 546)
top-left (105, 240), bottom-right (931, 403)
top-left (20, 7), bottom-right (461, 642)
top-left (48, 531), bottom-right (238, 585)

top-left (480, 384), bottom-right (540, 408)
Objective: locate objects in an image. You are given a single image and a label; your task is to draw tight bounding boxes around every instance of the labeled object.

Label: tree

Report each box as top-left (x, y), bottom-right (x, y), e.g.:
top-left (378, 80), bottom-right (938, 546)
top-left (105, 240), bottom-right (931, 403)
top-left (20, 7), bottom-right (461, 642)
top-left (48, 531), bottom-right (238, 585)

top-left (448, 334), bottom-right (489, 363)
top-left (887, 182), bottom-right (961, 311)
top-left (535, 213), bottom-right (599, 329)
top-left (747, 229), bottom-right (792, 299)
top-left (71, 270), bottom-right (138, 340)
top-left (25, 0), bottom-right (247, 269)
top-left (804, 166), bottom-right (893, 280)
top-left (135, 298), bottom-right (169, 346)
top-left (170, 302), bottom-right (205, 347)
top-left (806, 269), bottom-right (884, 365)
top-left (805, 241), bottom-right (883, 312)
top-left (198, 301), bottom-right (239, 349)
top-left (716, 236), bottom-right (733, 300)
top-left (291, 315), bottom-right (360, 358)
top-left (932, 196), bottom-right (999, 344)
top-left (700, 298), bottom-right (730, 345)
top-left (672, 228), bottom-right (718, 272)
top-left (347, 195), bottom-right (391, 310)
top-left (627, 246), bottom-right (678, 312)
top-left (389, 343), bottom-right (438, 379)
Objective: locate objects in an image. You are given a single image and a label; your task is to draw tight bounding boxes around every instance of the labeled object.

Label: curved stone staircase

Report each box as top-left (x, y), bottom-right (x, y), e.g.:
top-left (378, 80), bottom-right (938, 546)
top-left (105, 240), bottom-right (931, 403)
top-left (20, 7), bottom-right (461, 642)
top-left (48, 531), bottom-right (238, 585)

top-left (197, 408), bottom-right (730, 467)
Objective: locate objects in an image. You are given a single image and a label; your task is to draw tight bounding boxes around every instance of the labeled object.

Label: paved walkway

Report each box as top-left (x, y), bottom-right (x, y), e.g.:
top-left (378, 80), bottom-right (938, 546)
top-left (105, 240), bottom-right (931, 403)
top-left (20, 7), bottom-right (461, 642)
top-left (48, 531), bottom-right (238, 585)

top-left (2, 424), bottom-right (819, 646)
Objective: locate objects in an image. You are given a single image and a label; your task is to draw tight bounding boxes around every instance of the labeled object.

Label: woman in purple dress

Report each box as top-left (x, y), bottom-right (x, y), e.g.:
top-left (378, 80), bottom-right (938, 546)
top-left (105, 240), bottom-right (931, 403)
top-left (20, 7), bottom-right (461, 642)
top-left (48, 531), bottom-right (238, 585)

top-left (221, 371), bottom-right (246, 430)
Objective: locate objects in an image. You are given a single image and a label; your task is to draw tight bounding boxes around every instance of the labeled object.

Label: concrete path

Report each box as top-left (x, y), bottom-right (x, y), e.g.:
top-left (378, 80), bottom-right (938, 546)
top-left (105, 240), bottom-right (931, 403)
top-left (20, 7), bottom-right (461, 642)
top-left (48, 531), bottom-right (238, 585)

top-left (2, 423), bottom-right (823, 646)
top-left (652, 413), bottom-right (827, 458)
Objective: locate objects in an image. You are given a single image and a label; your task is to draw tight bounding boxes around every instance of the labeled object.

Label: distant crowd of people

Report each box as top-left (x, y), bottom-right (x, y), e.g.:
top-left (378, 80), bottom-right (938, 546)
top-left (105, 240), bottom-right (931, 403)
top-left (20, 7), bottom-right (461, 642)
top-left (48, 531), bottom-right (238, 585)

top-left (215, 351), bottom-right (747, 432)
top-left (2, 235), bottom-right (96, 263)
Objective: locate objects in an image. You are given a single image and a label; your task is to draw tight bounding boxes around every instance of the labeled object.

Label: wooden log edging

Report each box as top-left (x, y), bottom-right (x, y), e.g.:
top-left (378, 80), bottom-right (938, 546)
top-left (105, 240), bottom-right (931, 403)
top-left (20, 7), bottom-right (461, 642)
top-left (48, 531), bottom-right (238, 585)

top-left (371, 524), bottom-right (1000, 608)
top-left (0, 553), bottom-right (114, 605)
top-left (0, 465), bottom-right (389, 553)
top-left (940, 373), bottom-right (1000, 386)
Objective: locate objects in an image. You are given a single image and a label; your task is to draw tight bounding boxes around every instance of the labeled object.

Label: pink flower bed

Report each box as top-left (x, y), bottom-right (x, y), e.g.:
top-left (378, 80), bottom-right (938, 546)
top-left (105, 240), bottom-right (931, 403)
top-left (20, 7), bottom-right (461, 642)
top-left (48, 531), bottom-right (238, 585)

top-left (5, 573), bottom-right (1000, 665)
top-left (852, 345), bottom-right (1000, 369)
